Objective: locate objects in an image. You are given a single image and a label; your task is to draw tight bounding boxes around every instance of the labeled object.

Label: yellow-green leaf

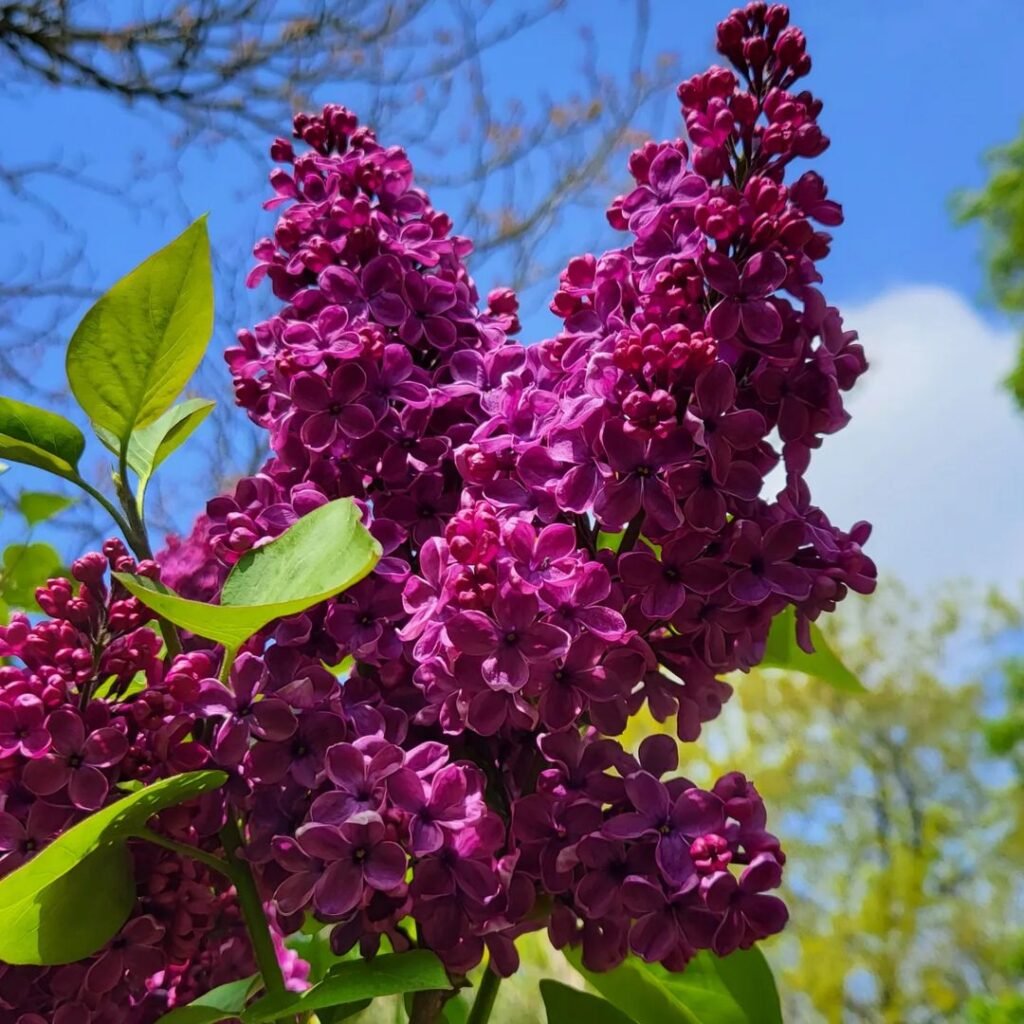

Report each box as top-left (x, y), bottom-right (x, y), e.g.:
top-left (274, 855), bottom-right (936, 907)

top-left (0, 770), bottom-right (226, 965)
top-left (66, 218), bottom-right (214, 442)
top-left (1, 542), bottom-right (64, 610)
top-left (116, 498), bottom-right (381, 649)
top-left (18, 491), bottom-right (75, 526)
top-left (762, 606), bottom-right (865, 693)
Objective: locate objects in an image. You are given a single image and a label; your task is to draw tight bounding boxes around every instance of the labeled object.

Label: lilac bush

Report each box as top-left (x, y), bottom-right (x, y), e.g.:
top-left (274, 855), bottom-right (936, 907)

top-left (0, 4), bottom-right (875, 1022)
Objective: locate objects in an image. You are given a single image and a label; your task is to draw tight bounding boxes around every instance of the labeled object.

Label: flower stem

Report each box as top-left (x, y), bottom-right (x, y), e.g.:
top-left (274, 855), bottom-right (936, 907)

top-left (466, 966), bottom-right (501, 1024)
top-left (72, 469), bottom-right (183, 660)
top-left (71, 475), bottom-right (135, 546)
top-left (219, 814), bottom-right (287, 999)
top-left (137, 827), bottom-right (233, 878)
top-left (409, 989), bottom-right (449, 1024)
top-left (219, 646), bottom-right (238, 686)
top-left (619, 512), bottom-right (645, 556)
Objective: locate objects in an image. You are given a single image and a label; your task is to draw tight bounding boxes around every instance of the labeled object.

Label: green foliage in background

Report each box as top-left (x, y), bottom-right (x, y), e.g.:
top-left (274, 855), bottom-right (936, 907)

top-left (0, 485), bottom-right (73, 623)
top-left (956, 126), bottom-right (1024, 407)
top-left (683, 582), bottom-right (1024, 1023)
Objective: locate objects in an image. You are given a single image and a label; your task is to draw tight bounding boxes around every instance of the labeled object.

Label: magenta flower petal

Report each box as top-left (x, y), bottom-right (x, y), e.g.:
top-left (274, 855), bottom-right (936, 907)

top-left (364, 841), bottom-right (407, 890)
top-left (314, 860), bottom-right (364, 918)
top-left (23, 757), bottom-right (69, 797)
top-left (68, 765), bottom-right (108, 810)
top-left (740, 300), bottom-right (783, 344)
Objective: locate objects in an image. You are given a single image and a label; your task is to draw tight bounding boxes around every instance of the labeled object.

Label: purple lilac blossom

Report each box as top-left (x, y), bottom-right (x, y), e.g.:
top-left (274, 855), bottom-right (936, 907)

top-left (0, 7), bottom-right (875, 1019)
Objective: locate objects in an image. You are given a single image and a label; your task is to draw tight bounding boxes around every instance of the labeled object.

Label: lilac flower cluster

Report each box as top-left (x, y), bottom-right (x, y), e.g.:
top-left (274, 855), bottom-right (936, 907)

top-left (157, 0), bottom-right (874, 979)
top-left (456, 0), bottom-right (876, 740)
top-left (0, 5), bottom-right (874, 1019)
top-left (0, 545), bottom-right (272, 1023)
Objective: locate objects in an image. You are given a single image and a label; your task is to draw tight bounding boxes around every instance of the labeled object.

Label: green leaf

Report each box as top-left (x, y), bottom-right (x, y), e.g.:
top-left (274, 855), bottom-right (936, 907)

top-left (18, 491), bottom-right (75, 526)
top-left (565, 948), bottom-right (783, 1024)
top-left (762, 606), bottom-right (865, 693)
top-left (120, 398), bottom-right (215, 507)
top-left (0, 597), bottom-right (8, 625)
top-left (541, 980), bottom-right (637, 1024)
top-left (565, 948), bottom-right (703, 1024)
top-left (115, 498), bottom-right (381, 649)
top-left (0, 397), bottom-right (86, 479)
top-left (1, 542), bottom-right (64, 609)
top-left (0, 843), bottom-right (137, 967)
top-left (242, 951), bottom-right (449, 1023)
top-left (219, 498), bottom-right (378, 608)
top-left (317, 1001), bottom-right (373, 1023)
top-left (540, 974), bottom-right (634, 1024)
top-left (66, 218), bottom-right (214, 442)
top-left (92, 670), bottom-right (149, 702)
top-left (153, 976), bottom-right (259, 1024)
top-left (689, 948), bottom-right (782, 1024)
top-left (0, 770), bottom-right (226, 965)
top-left (285, 923), bottom-right (341, 984)
top-left (597, 530), bottom-right (625, 552)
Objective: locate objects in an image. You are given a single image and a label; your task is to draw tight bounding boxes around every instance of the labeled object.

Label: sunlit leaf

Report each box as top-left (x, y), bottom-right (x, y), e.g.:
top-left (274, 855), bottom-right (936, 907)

top-left (18, 491), bottom-right (75, 526)
top-left (242, 951), bottom-right (449, 1023)
top-left (92, 671), bottom-right (149, 702)
top-left (116, 398), bottom-right (215, 509)
top-left (115, 498), bottom-right (381, 650)
top-left (153, 976), bottom-right (259, 1024)
top-left (762, 606), bottom-right (864, 693)
top-left (66, 218), bottom-right (214, 442)
top-left (0, 397), bottom-right (86, 480)
top-left (564, 946), bottom-right (782, 1024)
top-left (0, 770), bottom-right (226, 965)
top-left (597, 530), bottom-right (625, 552)
top-left (1, 542), bottom-right (64, 610)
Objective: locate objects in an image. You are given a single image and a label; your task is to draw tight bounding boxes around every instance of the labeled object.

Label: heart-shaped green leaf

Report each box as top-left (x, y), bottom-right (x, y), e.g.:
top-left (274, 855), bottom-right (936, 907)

top-left (153, 976), bottom-right (259, 1024)
top-left (115, 498), bottom-right (381, 649)
top-left (0, 770), bottom-right (226, 965)
top-left (762, 606), bottom-right (864, 693)
top-left (66, 217), bottom-right (214, 442)
top-left (541, 980), bottom-right (636, 1024)
top-left (242, 951), bottom-right (449, 1022)
top-left (18, 491), bottom-right (75, 526)
top-left (0, 397), bottom-right (86, 479)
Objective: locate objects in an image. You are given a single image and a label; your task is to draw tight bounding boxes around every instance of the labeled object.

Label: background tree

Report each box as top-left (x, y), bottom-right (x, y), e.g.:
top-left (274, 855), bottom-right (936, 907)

top-left (0, 0), bottom-right (678, 542)
top-left (662, 582), bottom-right (1024, 1023)
top-left (956, 127), bottom-right (1024, 408)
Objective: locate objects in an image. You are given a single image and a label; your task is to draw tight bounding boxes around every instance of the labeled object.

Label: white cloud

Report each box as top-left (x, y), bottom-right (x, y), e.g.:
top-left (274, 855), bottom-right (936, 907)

top-left (804, 285), bottom-right (1024, 588)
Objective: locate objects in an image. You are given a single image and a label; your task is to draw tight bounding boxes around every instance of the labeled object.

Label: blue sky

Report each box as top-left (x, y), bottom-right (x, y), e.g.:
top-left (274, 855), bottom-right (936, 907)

top-left (2, 0), bottom-right (1024, 586)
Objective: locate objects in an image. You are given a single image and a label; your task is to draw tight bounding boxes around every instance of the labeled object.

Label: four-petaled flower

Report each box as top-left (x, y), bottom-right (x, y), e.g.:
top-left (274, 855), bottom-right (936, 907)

top-left (703, 250), bottom-right (788, 344)
top-left (22, 710), bottom-right (128, 810)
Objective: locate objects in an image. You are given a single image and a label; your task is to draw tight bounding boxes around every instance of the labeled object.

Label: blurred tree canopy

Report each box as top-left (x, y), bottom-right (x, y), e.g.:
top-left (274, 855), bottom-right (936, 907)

top-left (0, 0), bottom-right (678, 538)
top-left (675, 583), bottom-right (1024, 1023)
top-left (956, 127), bottom-right (1024, 408)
